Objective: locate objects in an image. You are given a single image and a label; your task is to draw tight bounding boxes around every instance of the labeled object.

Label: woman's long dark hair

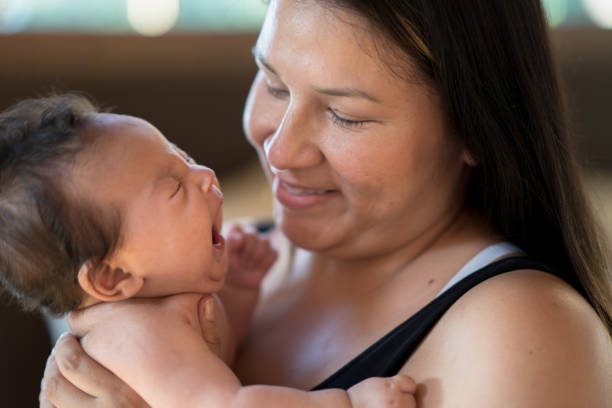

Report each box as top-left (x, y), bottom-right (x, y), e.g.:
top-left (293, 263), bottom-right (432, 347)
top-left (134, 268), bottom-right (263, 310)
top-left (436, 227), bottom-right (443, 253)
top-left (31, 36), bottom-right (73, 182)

top-left (321, 0), bottom-right (612, 333)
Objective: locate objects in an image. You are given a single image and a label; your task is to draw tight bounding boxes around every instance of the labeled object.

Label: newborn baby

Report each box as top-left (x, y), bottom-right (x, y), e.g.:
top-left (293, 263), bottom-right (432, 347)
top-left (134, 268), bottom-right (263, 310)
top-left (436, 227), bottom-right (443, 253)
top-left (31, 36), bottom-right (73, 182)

top-left (0, 94), bottom-right (417, 407)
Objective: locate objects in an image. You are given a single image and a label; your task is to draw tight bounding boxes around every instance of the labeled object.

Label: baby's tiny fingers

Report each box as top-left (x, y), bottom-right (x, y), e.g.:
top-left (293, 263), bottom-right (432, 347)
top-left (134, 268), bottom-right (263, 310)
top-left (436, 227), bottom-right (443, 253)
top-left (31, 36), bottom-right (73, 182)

top-left (256, 248), bottom-right (278, 270)
top-left (392, 374), bottom-right (417, 394)
top-left (249, 237), bottom-right (273, 265)
top-left (223, 223), bottom-right (244, 236)
top-left (240, 232), bottom-right (264, 263)
top-left (227, 231), bottom-right (246, 250)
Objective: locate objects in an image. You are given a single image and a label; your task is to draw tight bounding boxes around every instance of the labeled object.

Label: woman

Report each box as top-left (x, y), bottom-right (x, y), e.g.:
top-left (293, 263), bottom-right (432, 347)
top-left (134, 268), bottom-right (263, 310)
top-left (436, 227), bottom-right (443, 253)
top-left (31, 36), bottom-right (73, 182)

top-left (41, 0), bottom-right (612, 406)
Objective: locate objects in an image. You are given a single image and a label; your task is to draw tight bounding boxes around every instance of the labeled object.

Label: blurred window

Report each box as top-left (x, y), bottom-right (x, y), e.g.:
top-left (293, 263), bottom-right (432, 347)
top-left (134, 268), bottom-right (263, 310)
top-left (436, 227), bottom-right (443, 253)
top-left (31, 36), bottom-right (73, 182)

top-left (0, 0), bottom-right (611, 36)
top-left (543, 0), bottom-right (612, 28)
top-left (0, 0), bottom-right (268, 35)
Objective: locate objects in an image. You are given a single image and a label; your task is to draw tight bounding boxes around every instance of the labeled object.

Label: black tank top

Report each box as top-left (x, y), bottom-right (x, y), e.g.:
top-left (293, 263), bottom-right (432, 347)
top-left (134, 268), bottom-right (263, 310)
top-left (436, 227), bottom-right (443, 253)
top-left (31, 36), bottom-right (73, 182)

top-left (311, 256), bottom-right (578, 390)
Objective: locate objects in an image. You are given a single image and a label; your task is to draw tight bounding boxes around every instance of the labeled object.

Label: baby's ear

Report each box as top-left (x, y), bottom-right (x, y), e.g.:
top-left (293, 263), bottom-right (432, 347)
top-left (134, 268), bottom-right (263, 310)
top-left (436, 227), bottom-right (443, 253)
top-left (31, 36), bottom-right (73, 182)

top-left (77, 260), bottom-right (144, 302)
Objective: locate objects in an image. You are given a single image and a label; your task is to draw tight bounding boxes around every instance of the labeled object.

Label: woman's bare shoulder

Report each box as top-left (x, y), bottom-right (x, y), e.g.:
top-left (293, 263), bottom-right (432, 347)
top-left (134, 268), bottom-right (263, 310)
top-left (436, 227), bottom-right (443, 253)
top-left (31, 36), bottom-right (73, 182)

top-left (403, 268), bottom-right (612, 408)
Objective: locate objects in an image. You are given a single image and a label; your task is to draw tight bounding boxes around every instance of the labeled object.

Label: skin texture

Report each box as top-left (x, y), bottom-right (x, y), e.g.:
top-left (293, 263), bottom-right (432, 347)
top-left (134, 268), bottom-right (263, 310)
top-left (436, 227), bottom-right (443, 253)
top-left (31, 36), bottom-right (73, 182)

top-left (73, 292), bottom-right (416, 408)
top-left (41, 112), bottom-right (418, 408)
top-left (244, 1), bottom-right (472, 261)
top-left (41, 1), bottom-right (612, 407)
top-left (237, 1), bottom-right (612, 405)
top-left (75, 114), bottom-right (228, 304)
top-left (236, 0), bottom-right (492, 388)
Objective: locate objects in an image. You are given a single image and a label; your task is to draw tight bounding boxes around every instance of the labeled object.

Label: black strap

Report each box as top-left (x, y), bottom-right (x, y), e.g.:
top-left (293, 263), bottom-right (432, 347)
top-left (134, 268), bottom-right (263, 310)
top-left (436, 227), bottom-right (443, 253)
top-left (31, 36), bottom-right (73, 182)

top-left (311, 257), bottom-right (562, 390)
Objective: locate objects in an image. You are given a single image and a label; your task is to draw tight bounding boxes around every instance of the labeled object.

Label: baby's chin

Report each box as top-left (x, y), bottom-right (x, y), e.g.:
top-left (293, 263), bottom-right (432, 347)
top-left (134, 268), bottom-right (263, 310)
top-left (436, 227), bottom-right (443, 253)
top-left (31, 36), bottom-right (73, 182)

top-left (211, 254), bottom-right (228, 287)
top-left (208, 274), bottom-right (227, 294)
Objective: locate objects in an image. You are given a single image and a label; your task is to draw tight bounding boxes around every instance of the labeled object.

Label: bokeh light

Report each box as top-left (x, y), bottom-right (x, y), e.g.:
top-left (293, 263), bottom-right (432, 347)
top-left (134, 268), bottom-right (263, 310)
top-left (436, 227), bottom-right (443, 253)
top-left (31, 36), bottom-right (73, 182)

top-left (0, 0), bottom-right (607, 34)
top-left (582, 0), bottom-right (612, 28)
top-left (0, 0), bottom-right (32, 33)
top-left (542, 0), bottom-right (569, 27)
top-left (127, 0), bottom-right (179, 36)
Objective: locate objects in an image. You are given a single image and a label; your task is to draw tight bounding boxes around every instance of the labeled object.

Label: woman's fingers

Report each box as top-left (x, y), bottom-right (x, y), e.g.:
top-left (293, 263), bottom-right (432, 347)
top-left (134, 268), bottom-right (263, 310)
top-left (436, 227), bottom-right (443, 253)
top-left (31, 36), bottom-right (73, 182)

top-left (40, 355), bottom-right (57, 408)
top-left (41, 352), bottom-right (95, 408)
top-left (49, 333), bottom-right (149, 407)
top-left (200, 296), bottom-right (223, 357)
top-left (53, 333), bottom-right (109, 397)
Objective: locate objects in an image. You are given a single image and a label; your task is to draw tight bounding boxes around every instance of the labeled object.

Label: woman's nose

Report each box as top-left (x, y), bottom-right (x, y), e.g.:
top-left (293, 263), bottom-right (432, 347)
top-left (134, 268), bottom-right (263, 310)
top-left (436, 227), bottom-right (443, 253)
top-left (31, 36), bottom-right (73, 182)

top-left (264, 106), bottom-right (323, 171)
top-left (243, 72), bottom-right (323, 171)
top-left (243, 72), bottom-right (284, 148)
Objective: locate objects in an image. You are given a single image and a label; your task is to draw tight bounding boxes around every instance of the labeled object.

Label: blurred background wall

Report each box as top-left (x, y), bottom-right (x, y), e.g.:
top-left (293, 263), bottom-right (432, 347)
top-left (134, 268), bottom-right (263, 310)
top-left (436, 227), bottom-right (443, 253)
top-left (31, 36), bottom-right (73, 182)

top-left (0, 0), bottom-right (610, 406)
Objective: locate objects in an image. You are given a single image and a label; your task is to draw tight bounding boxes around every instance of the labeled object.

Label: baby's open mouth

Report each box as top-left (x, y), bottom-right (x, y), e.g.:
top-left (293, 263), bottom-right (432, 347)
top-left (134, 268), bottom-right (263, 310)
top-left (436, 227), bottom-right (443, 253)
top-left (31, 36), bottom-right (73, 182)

top-left (212, 224), bottom-right (225, 248)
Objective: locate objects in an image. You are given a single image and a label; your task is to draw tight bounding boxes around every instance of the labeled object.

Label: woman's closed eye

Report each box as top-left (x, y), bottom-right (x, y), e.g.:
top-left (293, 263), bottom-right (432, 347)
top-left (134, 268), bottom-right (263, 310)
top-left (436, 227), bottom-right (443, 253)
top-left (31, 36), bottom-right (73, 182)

top-left (328, 108), bottom-right (369, 129)
top-left (264, 79), bottom-right (370, 129)
top-left (266, 84), bottom-right (289, 99)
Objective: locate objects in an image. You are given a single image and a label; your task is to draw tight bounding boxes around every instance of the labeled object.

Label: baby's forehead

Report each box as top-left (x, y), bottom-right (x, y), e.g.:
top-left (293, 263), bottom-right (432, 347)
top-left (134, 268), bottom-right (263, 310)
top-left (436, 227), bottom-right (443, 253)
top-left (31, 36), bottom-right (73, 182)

top-left (74, 118), bottom-right (164, 179)
top-left (84, 114), bottom-right (167, 149)
top-left (72, 114), bottom-right (174, 207)
top-left (88, 113), bottom-right (151, 134)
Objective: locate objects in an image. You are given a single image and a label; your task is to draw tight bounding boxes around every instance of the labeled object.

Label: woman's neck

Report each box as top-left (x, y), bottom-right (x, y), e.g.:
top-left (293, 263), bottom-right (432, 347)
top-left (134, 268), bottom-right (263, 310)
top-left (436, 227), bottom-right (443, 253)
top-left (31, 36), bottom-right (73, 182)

top-left (295, 208), bottom-right (498, 302)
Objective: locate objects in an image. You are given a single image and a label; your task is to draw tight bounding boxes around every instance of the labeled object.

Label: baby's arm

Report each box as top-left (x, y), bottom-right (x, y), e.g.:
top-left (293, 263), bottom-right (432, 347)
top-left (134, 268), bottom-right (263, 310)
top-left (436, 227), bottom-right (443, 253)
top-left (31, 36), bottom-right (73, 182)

top-left (235, 375), bottom-right (417, 408)
top-left (77, 295), bottom-right (416, 408)
top-left (219, 224), bottom-right (277, 352)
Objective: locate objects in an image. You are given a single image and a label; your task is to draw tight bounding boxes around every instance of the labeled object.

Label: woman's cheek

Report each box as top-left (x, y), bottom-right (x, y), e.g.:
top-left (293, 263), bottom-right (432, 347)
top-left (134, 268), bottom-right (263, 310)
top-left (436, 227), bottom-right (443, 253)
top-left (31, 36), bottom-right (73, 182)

top-left (242, 74), bottom-right (261, 148)
top-left (243, 71), bottom-right (284, 151)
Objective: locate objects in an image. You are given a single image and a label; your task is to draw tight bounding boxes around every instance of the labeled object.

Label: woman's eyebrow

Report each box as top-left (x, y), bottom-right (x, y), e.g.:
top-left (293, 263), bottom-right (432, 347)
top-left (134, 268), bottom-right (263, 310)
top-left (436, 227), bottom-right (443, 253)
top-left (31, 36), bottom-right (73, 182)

top-left (252, 46), bottom-right (380, 103)
top-left (252, 46), bottom-right (279, 76)
top-left (312, 86), bottom-right (381, 104)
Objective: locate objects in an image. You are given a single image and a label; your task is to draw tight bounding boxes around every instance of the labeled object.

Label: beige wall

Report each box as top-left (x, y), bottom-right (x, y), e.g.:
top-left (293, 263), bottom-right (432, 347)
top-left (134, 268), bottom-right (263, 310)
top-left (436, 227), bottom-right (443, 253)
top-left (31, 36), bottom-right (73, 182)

top-left (0, 34), bottom-right (261, 176)
top-left (1, 29), bottom-right (611, 174)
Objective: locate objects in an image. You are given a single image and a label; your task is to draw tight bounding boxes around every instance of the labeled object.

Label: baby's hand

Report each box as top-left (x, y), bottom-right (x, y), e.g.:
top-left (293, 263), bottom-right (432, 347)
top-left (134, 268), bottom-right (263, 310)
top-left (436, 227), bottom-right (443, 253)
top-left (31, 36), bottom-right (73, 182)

top-left (225, 224), bottom-right (278, 290)
top-left (347, 374), bottom-right (417, 408)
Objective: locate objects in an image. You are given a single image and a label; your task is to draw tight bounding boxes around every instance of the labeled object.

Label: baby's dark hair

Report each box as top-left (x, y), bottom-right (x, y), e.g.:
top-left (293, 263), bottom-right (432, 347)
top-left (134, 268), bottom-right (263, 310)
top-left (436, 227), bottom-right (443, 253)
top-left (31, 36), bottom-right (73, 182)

top-left (0, 94), bottom-right (121, 315)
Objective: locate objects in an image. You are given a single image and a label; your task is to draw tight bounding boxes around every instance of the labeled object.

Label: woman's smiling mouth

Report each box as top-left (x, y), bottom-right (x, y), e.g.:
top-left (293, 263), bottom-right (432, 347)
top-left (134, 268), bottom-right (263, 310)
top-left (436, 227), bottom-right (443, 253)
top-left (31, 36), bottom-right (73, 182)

top-left (274, 179), bottom-right (339, 210)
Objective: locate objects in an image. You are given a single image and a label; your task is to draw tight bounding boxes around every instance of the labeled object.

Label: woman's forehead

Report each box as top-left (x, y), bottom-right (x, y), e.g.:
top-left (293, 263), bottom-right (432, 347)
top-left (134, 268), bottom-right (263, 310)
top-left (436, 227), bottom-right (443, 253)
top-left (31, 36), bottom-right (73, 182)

top-left (258, 0), bottom-right (425, 89)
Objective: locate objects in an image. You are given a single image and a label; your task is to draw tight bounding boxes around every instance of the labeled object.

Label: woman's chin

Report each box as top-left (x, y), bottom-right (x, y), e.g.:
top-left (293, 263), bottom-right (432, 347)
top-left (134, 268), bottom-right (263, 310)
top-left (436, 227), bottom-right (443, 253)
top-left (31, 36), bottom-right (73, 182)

top-left (277, 212), bottom-right (343, 253)
top-left (276, 210), bottom-right (398, 261)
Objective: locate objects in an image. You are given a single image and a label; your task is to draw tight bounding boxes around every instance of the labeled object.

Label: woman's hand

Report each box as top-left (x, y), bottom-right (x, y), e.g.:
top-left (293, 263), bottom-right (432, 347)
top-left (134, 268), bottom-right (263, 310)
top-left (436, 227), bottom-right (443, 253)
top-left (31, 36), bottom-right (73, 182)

top-left (41, 294), bottom-right (227, 408)
top-left (40, 332), bottom-right (149, 408)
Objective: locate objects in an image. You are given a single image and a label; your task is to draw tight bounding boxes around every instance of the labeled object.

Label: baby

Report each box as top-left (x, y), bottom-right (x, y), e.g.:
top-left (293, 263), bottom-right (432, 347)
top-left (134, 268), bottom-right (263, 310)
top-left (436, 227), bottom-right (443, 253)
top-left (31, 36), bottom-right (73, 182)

top-left (0, 94), bottom-right (417, 408)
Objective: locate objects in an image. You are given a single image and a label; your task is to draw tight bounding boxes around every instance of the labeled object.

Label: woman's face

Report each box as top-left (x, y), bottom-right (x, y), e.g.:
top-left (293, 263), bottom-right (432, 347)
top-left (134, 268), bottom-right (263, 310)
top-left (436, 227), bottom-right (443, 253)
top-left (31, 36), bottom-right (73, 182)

top-left (243, 0), bottom-right (472, 259)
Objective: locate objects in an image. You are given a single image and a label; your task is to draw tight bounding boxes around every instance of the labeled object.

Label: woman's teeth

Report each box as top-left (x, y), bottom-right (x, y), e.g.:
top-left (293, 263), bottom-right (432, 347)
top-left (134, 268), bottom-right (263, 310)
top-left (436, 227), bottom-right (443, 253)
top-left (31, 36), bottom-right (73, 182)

top-left (283, 184), bottom-right (329, 195)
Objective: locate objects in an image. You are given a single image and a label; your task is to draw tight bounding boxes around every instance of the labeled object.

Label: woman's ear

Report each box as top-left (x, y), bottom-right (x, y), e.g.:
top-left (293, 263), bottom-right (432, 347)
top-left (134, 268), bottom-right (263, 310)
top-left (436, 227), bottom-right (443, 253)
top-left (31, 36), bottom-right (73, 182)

top-left (77, 260), bottom-right (144, 302)
top-left (462, 148), bottom-right (477, 167)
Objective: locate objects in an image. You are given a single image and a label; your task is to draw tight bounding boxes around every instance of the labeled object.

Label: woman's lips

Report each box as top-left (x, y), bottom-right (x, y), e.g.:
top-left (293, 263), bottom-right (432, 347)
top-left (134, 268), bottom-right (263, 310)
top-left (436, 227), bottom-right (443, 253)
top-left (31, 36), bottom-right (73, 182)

top-left (274, 179), bottom-right (339, 210)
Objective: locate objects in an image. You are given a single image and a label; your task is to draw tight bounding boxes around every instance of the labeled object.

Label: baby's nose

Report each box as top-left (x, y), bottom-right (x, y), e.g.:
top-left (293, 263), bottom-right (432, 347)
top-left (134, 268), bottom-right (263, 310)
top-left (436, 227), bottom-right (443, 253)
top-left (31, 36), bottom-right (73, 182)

top-left (210, 183), bottom-right (223, 201)
top-left (192, 165), bottom-right (217, 191)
